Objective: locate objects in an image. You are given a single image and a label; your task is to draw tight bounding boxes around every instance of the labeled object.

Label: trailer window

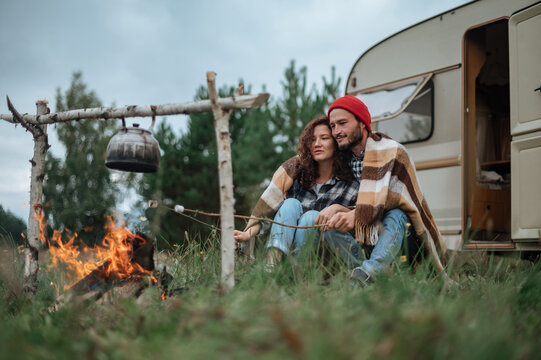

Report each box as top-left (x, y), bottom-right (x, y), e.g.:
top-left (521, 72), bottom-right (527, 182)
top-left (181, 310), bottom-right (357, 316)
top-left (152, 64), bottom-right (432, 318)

top-left (356, 75), bottom-right (433, 144)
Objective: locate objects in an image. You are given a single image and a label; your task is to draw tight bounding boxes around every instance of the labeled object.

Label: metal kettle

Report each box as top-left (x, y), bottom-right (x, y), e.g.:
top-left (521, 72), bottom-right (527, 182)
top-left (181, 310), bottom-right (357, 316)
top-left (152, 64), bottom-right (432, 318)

top-left (105, 117), bottom-right (161, 173)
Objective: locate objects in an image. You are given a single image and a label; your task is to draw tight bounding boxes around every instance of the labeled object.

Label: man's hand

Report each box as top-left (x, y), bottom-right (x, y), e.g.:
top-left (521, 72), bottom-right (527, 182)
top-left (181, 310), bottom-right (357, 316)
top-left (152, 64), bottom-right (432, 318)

top-left (314, 204), bottom-right (349, 226)
top-left (327, 210), bottom-right (356, 233)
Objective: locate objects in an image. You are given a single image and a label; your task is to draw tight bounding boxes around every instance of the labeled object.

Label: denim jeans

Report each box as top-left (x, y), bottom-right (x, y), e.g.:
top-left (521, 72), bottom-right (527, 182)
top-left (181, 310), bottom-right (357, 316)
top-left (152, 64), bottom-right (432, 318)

top-left (267, 198), bottom-right (319, 255)
top-left (268, 199), bottom-right (410, 277)
top-left (321, 208), bottom-right (410, 277)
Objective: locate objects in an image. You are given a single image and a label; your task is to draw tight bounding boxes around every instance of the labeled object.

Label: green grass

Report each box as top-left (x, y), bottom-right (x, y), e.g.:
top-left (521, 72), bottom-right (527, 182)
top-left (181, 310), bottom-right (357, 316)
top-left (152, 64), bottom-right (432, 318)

top-left (1, 235), bottom-right (540, 360)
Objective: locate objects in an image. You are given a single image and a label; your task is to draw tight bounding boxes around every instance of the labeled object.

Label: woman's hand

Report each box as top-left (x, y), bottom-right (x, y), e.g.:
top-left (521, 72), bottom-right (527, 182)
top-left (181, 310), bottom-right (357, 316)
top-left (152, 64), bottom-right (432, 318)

top-left (234, 230), bottom-right (252, 242)
top-left (234, 224), bottom-right (261, 242)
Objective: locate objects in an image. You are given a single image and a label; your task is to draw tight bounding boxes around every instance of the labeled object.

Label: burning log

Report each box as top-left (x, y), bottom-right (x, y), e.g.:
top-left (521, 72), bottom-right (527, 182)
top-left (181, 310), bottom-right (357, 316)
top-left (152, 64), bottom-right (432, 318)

top-left (68, 232), bottom-right (155, 294)
top-left (50, 232), bottom-right (166, 309)
top-left (35, 214), bottom-right (184, 310)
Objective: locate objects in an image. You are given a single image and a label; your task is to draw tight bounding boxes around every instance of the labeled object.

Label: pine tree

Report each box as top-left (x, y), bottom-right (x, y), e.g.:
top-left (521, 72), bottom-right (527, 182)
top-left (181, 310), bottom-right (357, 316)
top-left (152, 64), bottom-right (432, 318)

top-left (139, 86), bottom-right (224, 246)
top-left (270, 61), bottom-right (341, 159)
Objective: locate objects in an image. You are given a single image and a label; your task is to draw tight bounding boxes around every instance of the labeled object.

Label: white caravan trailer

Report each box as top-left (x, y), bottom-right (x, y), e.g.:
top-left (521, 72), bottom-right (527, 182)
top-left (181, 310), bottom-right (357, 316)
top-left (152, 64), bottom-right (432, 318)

top-left (347, 0), bottom-right (541, 255)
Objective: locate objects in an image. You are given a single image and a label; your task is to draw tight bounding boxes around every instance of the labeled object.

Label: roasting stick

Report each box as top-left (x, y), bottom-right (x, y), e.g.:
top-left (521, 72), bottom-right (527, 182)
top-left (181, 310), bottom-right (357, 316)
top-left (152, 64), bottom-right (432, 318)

top-left (172, 207), bottom-right (221, 232)
top-left (148, 200), bottom-right (327, 230)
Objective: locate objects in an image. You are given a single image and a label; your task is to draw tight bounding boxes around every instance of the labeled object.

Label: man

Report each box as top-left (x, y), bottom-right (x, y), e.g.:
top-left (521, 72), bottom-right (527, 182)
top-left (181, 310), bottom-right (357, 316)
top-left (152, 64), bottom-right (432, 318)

top-left (314, 95), bottom-right (446, 286)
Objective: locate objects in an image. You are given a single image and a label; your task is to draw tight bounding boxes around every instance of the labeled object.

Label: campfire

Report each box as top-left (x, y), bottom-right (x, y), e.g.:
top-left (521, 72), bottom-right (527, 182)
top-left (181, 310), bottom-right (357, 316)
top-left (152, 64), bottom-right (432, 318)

top-left (35, 210), bottom-right (173, 305)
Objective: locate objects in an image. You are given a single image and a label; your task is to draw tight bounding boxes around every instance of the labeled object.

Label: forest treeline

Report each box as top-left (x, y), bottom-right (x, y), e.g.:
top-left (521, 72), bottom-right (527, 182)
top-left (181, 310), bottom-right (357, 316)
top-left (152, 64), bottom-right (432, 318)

top-left (2, 61), bottom-right (342, 248)
top-left (0, 205), bottom-right (26, 245)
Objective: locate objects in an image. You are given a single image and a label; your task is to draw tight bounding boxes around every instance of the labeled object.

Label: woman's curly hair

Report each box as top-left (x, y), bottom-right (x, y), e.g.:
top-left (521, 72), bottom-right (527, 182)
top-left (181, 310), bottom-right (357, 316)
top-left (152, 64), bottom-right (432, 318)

top-left (296, 115), bottom-right (353, 189)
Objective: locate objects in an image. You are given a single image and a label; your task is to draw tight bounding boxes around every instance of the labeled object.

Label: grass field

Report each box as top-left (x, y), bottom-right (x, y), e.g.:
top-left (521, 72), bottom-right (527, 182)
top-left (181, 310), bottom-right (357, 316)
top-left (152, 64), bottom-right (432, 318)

top-left (1, 235), bottom-right (540, 360)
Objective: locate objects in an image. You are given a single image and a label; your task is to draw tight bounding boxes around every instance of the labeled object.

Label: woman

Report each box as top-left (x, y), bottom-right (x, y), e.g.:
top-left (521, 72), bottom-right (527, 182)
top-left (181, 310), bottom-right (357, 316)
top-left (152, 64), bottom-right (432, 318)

top-left (234, 116), bottom-right (359, 265)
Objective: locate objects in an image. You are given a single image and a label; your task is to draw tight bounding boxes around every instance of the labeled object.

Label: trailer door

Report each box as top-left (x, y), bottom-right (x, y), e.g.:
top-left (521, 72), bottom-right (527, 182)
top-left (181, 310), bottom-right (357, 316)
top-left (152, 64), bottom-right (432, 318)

top-left (509, 3), bottom-right (541, 240)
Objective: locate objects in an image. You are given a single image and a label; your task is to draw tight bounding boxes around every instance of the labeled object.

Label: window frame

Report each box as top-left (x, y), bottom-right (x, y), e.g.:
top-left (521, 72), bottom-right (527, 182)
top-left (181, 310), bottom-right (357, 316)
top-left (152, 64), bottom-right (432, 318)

top-left (357, 74), bottom-right (435, 144)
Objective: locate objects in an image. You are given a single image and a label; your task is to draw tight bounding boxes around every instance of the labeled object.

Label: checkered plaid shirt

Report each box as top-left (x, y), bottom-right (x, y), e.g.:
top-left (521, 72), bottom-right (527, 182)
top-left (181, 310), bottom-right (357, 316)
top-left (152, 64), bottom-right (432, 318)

top-left (350, 150), bottom-right (365, 181)
top-left (286, 177), bottom-right (359, 212)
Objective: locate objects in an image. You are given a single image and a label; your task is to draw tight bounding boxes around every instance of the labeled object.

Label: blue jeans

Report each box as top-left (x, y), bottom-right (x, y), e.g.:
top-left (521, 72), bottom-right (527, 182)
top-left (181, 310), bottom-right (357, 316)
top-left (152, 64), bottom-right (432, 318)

top-left (321, 208), bottom-right (410, 277)
top-left (267, 198), bottom-right (320, 255)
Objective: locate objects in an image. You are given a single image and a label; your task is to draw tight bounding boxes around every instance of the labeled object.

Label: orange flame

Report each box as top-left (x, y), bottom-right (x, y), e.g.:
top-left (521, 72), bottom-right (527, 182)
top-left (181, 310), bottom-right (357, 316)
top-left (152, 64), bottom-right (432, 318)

top-left (35, 210), bottom-right (154, 289)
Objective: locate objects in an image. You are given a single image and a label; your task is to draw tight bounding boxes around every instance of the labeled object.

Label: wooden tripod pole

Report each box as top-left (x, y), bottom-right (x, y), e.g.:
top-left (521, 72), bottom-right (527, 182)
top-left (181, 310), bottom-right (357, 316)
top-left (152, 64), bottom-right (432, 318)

top-left (207, 72), bottom-right (235, 291)
top-left (23, 100), bottom-right (49, 294)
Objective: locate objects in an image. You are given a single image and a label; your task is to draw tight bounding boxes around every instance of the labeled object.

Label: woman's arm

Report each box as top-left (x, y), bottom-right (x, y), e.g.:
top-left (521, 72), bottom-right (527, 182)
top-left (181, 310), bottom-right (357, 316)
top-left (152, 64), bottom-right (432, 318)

top-left (243, 156), bottom-right (299, 231)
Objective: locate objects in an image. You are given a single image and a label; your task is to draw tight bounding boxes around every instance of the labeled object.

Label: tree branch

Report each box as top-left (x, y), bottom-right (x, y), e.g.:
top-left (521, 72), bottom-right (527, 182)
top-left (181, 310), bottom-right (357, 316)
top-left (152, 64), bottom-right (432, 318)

top-left (0, 93), bottom-right (270, 125)
top-left (7, 95), bottom-right (39, 137)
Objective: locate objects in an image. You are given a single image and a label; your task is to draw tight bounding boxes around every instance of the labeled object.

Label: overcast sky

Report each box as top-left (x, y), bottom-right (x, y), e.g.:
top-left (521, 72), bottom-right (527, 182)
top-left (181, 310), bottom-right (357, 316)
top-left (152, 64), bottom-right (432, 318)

top-left (0, 0), bottom-right (470, 222)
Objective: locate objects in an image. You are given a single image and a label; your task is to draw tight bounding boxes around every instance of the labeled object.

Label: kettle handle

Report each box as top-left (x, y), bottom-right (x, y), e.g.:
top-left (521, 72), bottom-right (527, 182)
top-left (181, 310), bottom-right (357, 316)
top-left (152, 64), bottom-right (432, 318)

top-left (149, 115), bottom-right (156, 131)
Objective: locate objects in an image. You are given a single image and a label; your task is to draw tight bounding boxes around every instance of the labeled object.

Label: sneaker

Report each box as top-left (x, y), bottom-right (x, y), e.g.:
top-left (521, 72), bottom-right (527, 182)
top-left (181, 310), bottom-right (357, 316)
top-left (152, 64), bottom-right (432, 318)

top-left (264, 247), bottom-right (284, 273)
top-left (264, 263), bottom-right (276, 273)
top-left (265, 247), bottom-right (283, 265)
top-left (350, 268), bottom-right (373, 287)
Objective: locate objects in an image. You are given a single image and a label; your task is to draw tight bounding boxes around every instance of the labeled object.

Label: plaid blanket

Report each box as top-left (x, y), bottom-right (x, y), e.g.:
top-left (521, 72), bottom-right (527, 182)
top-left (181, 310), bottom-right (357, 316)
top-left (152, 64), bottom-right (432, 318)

top-left (246, 133), bottom-right (446, 271)
top-left (356, 132), bottom-right (446, 271)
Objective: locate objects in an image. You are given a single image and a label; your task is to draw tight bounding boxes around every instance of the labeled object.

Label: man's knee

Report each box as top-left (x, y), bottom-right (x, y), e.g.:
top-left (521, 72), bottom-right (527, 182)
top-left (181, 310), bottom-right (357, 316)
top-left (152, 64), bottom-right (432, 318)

top-left (385, 208), bottom-right (408, 222)
top-left (383, 208), bottom-right (409, 233)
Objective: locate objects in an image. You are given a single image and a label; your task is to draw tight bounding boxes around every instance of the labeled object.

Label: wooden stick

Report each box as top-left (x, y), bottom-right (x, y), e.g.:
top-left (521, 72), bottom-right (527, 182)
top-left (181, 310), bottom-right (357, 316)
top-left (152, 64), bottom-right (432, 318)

top-left (168, 205), bottom-right (326, 230)
top-left (207, 72), bottom-right (236, 291)
top-left (23, 100), bottom-right (49, 294)
top-left (0, 93), bottom-right (270, 125)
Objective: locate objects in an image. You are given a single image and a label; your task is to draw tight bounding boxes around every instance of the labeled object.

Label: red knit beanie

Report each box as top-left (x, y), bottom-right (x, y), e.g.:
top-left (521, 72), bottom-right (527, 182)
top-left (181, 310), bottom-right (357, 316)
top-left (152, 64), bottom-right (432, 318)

top-left (327, 95), bottom-right (371, 132)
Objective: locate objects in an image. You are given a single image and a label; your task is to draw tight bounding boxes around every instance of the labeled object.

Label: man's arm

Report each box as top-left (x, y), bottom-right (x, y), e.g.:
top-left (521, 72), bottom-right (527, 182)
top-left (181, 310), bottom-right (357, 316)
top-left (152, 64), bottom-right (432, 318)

top-left (326, 209), bottom-right (356, 233)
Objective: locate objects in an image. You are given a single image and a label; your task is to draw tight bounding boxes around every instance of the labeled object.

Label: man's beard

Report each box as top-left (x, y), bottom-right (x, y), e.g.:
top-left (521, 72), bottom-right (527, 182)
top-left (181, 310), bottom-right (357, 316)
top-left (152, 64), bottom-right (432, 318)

top-left (338, 130), bottom-right (363, 151)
